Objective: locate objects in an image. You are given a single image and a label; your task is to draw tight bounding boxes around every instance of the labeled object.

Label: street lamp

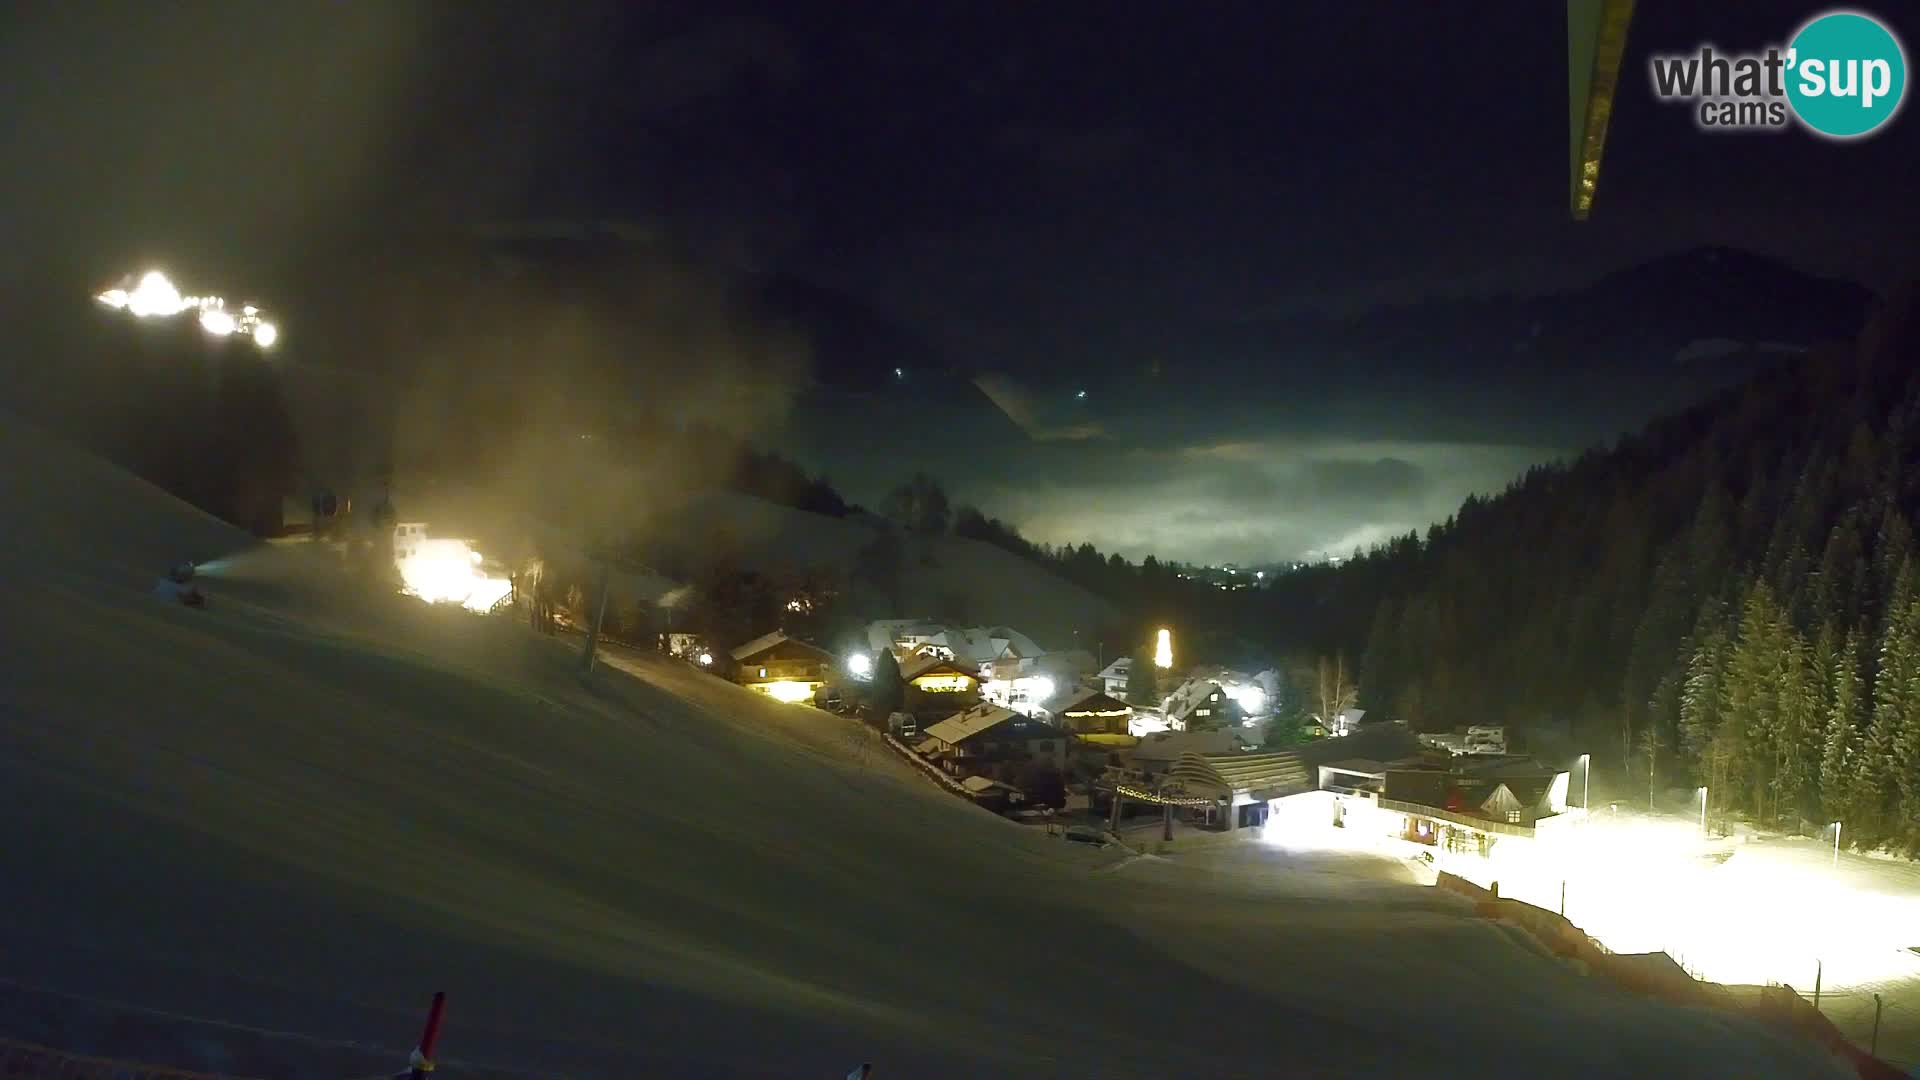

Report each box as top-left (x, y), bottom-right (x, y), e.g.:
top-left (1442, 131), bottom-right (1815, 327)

top-left (1831, 821), bottom-right (1842, 868)
top-left (1578, 753), bottom-right (1591, 812)
top-left (1698, 786), bottom-right (1708, 837)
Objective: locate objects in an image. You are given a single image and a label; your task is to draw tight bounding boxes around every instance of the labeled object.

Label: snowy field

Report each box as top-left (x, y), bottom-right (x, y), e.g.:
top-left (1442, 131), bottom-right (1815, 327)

top-left (0, 418), bottom-right (1862, 1077)
top-left (1444, 807), bottom-right (1920, 1069)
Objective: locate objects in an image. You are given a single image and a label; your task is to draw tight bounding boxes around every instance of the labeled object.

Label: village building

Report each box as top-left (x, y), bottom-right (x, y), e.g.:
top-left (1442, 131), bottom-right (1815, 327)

top-left (980, 650), bottom-right (1095, 716)
top-left (1279, 742), bottom-right (1573, 859)
top-left (865, 620), bottom-right (1045, 668)
top-left (918, 703), bottom-right (1069, 777)
top-left (959, 774), bottom-right (1027, 813)
top-left (1115, 725), bottom-right (1423, 832)
top-left (1041, 687), bottom-right (1133, 737)
top-left (1122, 728), bottom-right (1257, 784)
top-left (898, 653), bottom-right (982, 717)
top-left (1095, 656), bottom-right (1132, 699)
top-left (730, 631), bottom-right (834, 703)
top-left (1160, 678), bottom-right (1245, 731)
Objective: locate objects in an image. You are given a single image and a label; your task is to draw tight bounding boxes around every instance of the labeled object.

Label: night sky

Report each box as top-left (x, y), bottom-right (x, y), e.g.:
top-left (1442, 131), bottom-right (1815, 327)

top-left (4, 1), bottom-right (1916, 564)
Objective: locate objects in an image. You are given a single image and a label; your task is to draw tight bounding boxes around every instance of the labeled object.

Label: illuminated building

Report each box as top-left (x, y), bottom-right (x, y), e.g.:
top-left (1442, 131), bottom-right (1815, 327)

top-left (898, 653), bottom-right (983, 721)
top-left (1160, 678), bottom-right (1244, 732)
top-left (729, 631), bottom-right (833, 704)
top-left (1046, 688), bottom-right (1134, 737)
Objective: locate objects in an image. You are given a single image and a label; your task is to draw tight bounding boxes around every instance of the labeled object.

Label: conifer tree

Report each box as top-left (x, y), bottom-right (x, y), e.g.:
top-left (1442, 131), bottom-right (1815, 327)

top-left (1820, 627), bottom-right (1864, 828)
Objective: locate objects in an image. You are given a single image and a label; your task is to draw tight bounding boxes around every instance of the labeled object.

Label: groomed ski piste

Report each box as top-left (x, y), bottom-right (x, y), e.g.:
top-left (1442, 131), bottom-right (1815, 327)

top-left (0, 416), bottom-right (1855, 1077)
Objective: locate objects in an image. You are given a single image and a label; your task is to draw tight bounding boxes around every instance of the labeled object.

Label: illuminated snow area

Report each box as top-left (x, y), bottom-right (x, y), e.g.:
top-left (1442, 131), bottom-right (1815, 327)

top-left (1450, 808), bottom-right (1920, 994)
top-left (0, 418), bottom-right (1876, 1077)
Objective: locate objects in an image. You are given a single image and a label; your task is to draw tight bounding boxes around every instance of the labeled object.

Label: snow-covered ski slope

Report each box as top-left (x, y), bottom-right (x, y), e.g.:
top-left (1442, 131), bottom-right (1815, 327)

top-left (0, 419), bottom-right (1851, 1077)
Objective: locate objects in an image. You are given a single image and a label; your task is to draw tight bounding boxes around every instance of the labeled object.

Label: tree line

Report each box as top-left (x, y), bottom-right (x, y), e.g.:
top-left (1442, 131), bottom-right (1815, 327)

top-left (1261, 282), bottom-right (1920, 851)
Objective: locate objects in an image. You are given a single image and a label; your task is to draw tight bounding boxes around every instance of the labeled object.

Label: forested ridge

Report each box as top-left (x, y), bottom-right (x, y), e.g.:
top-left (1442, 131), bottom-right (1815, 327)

top-left (1268, 282), bottom-right (1920, 850)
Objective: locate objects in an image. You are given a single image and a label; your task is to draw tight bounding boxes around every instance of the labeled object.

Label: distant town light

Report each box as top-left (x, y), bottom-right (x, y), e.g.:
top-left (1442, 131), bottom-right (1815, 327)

top-left (1075, 389), bottom-right (1087, 399)
top-left (893, 367), bottom-right (904, 378)
top-left (252, 320), bottom-right (278, 348)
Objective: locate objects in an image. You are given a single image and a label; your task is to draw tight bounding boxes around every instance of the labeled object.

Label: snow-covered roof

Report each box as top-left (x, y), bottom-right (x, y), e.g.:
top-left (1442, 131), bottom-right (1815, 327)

top-left (1097, 657), bottom-right (1132, 680)
top-left (1131, 728), bottom-right (1250, 763)
top-left (961, 774), bottom-right (1022, 795)
top-left (1043, 686), bottom-right (1131, 716)
top-left (899, 653), bottom-right (974, 681)
top-left (977, 625), bottom-right (1042, 658)
top-left (1163, 678), bottom-right (1229, 722)
top-left (866, 621), bottom-right (1046, 665)
top-left (729, 631), bottom-right (791, 662)
top-left (866, 618), bottom-right (944, 654)
top-left (923, 704), bottom-right (1019, 746)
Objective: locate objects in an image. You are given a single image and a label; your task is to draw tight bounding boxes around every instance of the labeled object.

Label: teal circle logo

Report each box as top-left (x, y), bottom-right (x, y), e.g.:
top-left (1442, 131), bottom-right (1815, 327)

top-left (1785, 10), bottom-right (1907, 138)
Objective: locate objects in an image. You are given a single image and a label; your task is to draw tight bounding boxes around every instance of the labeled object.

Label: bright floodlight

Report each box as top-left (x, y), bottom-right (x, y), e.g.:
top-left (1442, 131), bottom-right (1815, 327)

top-left (396, 536), bottom-right (511, 613)
top-left (1234, 685), bottom-right (1267, 714)
top-left (252, 321), bottom-right (278, 348)
top-left (1029, 676), bottom-right (1055, 704)
top-left (847, 652), bottom-right (872, 678)
top-left (1154, 628), bottom-right (1172, 669)
top-left (765, 680), bottom-right (815, 703)
top-left (199, 309), bottom-right (236, 336)
top-left (124, 271), bottom-right (188, 318)
top-left (696, 652), bottom-right (713, 667)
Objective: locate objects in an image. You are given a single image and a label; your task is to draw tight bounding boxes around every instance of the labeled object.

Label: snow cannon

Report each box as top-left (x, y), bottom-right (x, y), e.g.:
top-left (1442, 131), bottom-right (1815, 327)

top-left (156, 561), bottom-right (206, 608)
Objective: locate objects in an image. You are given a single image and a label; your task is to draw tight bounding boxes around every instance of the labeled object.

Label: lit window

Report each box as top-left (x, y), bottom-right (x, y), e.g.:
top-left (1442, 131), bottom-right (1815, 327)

top-left (759, 668), bottom-right (767, 678)
top-left (1196, 708), bottom-right (1211, 717)
top-left (1507, 810), bottom-right (1522, 823)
